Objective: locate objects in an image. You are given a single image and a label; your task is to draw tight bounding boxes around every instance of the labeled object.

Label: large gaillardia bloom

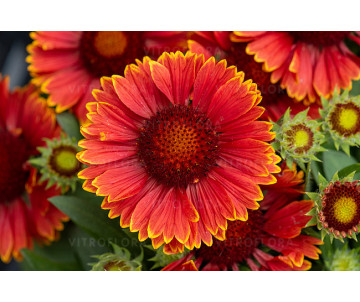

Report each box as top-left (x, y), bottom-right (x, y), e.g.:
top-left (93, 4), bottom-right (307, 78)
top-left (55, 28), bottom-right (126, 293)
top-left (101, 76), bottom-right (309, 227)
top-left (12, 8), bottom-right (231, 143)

top-left (231, 31), bottom-right (360, 105)
top-left (0, 76), bottom-right (68, 263)
top-left (163, 163), bottom-right (322, 270)
top-left (27, 31), bottom-right (189, 122)
top-left (77, 51), bottom-right (281, 254)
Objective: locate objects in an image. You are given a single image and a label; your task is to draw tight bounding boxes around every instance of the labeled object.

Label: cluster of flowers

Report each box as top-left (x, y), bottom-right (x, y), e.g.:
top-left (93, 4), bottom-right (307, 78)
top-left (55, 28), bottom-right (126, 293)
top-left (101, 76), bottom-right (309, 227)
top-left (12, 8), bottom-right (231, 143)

top-left (1, 31), bottom-right (360, 271)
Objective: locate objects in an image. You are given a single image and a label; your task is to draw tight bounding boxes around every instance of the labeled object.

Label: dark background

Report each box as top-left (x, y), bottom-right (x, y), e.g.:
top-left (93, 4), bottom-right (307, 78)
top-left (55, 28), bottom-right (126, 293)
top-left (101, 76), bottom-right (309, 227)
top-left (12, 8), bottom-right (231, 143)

top-left (0, 31), bottom-right (32, 270)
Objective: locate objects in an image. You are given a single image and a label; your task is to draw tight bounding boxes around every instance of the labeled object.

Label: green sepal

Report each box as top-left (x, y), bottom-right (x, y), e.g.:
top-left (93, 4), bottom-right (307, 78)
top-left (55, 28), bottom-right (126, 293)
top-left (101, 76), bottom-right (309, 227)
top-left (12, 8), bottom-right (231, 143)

top-left (28, 157), bottom-right (46, 167)
top-left (305, 216), bottom-right (318, 227)
top-left (321, 229), bottom-right (327, 241)
top-left (352, 232), bottom-right (358, 241)
top-left (332, 171), bottom-right (339, 181)
top-left (306, 192), bottom-right (318, 201)
top-left (271, 141), bottom-right (280, 151)
top-left (318, 173), bottom-right (328, 190)
top-left (285, 157), bottom-right (294, 169)
top-left (293, 107), bottom-right (309, 121)
top-left (320, 96), bottom-right (329, 109)
top-left (341, 143), bottom-right (351, 157)
top-left (297, 161), bottom-right (306, 171)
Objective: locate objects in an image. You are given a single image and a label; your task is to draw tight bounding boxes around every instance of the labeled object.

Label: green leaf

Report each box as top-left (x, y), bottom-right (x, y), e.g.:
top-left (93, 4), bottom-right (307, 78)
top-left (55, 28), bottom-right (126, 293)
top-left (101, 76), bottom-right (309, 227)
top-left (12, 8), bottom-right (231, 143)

top-left (350, 79), bottom-right (360, 97)
top-left (21, 226), bottom-right (82, 271)
top-left (338, 164), bottom-right (360, 180)
top-left (310, 160), bottom-right (322, 185)
top-left (56, 111), bottom-right (82, 141)
top-left (67, 225), bottom-right (112, 270)
top-left (49, 194), bottom-right (141, 255)
top-left (322, 150), bottom-right (358, 181)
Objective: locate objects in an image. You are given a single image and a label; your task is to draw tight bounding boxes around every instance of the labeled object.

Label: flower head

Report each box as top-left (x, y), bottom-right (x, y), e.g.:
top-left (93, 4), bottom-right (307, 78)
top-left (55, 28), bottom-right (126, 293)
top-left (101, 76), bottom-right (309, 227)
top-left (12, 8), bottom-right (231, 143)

top-left (29, 134), bottom-right (83, 193)
top-left (147, 246), bottom-right (186, 270)
top-left (320, 89), bottom-right (360, 155)
top-left (162, 163), bottom-right (322, 270)
top-left (27, 31), bottom-right (189, 122)
top-left (272, 108), bottom-right (325, 170)
top-left (91, 243), bottom-right (142, 271)
top-left (231, 31), bottom-right (360, 105)
top-left (78, 51), bottom-right (281, 255)
top-left (0, 76), bottom-right (68, 262)
top-left (307, 172), bottom-right (360, 242)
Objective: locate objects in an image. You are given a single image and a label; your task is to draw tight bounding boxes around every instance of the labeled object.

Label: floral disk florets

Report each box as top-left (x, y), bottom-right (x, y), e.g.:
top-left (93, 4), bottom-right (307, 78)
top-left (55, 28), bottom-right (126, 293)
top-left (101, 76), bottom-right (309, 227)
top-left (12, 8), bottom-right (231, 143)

top-left (320, 89), bottom-right (360, 155)
top-left (307, 172), bottom-right (360, 242)
top-left (272, 108), bottom-right (325, 170)
top-left (30, 135), bottom-right (83, 193)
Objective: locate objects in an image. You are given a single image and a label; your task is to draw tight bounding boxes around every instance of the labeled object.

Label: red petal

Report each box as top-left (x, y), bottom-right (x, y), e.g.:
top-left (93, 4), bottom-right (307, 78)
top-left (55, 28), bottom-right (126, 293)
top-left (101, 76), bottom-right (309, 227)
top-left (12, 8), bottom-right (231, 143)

top-left (263, 200), bottom-right (314, 239)
top-left (192, 58), bottom-right (238, 113)
top-left (0, 203), bottom-right (14, 262)
top-left (93, 162), bottom-right (148, 202)
top-left (207, 77), bottom-right (256, 125)
top-left (155, 51), bottom-right (197, 105)
top-left (188, 177), bottom-right (235, 236)
top-left (148, 187), bottom-right (199, 243)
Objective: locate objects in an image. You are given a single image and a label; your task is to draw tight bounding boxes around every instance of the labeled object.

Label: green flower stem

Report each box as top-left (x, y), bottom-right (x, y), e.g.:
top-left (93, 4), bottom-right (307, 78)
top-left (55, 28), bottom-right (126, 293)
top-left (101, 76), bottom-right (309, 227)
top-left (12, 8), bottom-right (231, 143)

top-left (305, 162), bottom-right (312, 193)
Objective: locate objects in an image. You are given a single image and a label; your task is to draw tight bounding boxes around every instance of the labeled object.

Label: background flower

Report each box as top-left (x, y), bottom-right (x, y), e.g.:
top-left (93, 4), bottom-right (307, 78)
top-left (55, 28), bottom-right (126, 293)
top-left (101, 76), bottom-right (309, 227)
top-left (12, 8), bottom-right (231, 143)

top-left (231, 31), bottom-right (360, 105)
top-left (27, 31), bottom-right (189, 122)
top-left (0, 76), bottom-right (68, 263)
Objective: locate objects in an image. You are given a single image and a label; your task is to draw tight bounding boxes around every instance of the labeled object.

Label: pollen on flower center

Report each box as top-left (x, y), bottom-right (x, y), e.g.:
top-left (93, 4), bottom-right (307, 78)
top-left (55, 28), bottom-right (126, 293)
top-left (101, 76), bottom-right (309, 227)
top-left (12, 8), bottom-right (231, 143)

top-left (0, 132), bottom-right (31, 203)
top-left (329, 102), bottom-right (360, 137)
top-left (285, 123), bottom-right (314, 154)
top-left (93, 31), bottom-right (128, 58)
top-left (137, 105), bottom-right (219, 188)
top-left (195, 210), bottom-right (263, 269)
top-left (79, 31), bottom-right (144, 78)
top-left (294, 129), bottom-right (310, 148)
top-left (333, 196), bottom-right (357, 224)
top-left (49, 146), bottom-right (82, 177)
top-left (320, 181), bottom-right (360, 235)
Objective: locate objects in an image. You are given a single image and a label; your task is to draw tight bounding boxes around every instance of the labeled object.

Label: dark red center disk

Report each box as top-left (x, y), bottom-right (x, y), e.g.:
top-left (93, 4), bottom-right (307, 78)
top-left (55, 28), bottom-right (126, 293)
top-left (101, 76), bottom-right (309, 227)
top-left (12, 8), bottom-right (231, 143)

top-left (289, 31), bottom-right (350, 47)
top-left (137, 105), bottom-right (219, 188)
top-left (79, 31), bottom-right (146, 78)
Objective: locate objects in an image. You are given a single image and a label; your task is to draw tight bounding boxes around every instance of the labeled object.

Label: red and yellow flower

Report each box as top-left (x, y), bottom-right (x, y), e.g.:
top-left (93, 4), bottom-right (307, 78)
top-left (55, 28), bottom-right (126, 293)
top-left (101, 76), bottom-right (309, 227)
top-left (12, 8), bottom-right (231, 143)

top-left (0, 76), bottom-right (68, 263)
top-left (308, 172), bottom-right (360, 241)
top-left (188, 31), bottom-right (320, 121)
top-left (77, 51), bottom-right (281, 255)
top-left (163, 163), bottom-right (322, 271)
top-left (231, 31), bottom-right (360, 105)
top-left (27, 31), bottom-right (189, 122)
